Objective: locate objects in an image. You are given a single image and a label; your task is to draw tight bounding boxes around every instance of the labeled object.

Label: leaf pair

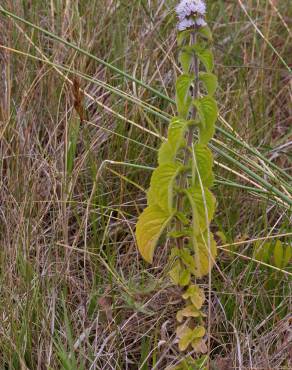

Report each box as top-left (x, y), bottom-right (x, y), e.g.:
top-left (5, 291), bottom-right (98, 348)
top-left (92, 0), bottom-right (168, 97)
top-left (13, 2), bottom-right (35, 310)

top-left (176, 324), bottom-right (207, 352)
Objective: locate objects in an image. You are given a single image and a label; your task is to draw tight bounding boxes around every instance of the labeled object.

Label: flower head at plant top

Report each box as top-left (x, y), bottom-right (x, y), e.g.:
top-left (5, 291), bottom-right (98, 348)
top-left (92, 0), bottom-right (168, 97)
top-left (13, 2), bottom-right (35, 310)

top-left (176, 0), bottom-right (207, 31)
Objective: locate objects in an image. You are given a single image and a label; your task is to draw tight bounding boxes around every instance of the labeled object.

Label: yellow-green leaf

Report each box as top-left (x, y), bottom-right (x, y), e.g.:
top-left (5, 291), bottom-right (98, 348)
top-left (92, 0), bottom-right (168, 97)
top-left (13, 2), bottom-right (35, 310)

top-left (186, 186), bottom-right (216, 236)
top-left (182, 284), bottom-right (205, 310)
top-left (194, 96), bottom-right (218, 144)
top-left (158, 117), bottom-right (188, 165)
top-left (198, 25), bottom-right (213, 41)
top-left (136, 205), bottom-right (174, 263)
top-left (193, 231), bottom-right (217, 278)
top-left (193, 144), bottom-right (214, 187)
top-left (176, 74), bottom-right (193, 118)
top-left (253, 241), bottom-right (272, 263)
top-left (176, 305), bottom-right (204, 323)
top-left (176, 325), bottom-right (206, 351)
top-left (176, 325), bottom-right (193, 351)
top-left (169, 260), bottom-right (190, 287)
top-left (194, 96), bottom-right (218, 128)
top-left (179, 50), bottom-right (192, 74)
top-left (199, 72), bottom-right (218, 96)
top-left (147, 163), bottom-right (181, 212)
top-left (193, 45), bottom-right (214, 72)
top-left (283, 244), bottom-right (292, 268)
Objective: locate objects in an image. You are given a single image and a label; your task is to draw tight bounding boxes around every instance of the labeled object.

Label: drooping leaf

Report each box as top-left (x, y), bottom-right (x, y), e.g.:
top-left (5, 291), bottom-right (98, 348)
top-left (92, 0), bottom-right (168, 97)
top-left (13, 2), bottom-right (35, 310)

top-left (194, 96), bottom-right (218, 128)
top-left (179, 248), bottom-right (197, 275)
top-left (193, 96), bottom-right (218, 144)
top-left (198, 26), bottom-right (213, 41)
top-left (177, 29), bottom-right (191, 46)
top-left (179, 269), bottom-right (191, 287)
top-left (185, 186), bottom-right (216, 236)
top-left (176, 305), bottom-right (203, 323)
top-left (193, 231), bottom-right (217, 278)
top-left (147, 163), bottom-right (182, 212)
top-left (158, 117), bottom-right (188, 165)
top-left (136, 205), bottom-right (174, 263)
top-left (199, 72), bottom-right (218, 96)
top-left (193, 45), bottom-right (214, 72)
top-left (168, 117), bottom-right (189, 147)
top-left (158, 141), bottom-right (176, 165)
top-left (193, 144), bottom-right (214, 187)
top-left (182, 284), bottom-right (205, 310)
top-left (176, 74), bottom-right (193, 118)
top-left (179, 50), bottom-right (192, 74)
top-left (169, 260), bottom-right (191, 287)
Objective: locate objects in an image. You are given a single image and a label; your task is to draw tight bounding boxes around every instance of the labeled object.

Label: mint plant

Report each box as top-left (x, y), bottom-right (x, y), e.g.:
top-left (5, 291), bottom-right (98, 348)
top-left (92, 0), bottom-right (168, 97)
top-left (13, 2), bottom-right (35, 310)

top-left (136, 0), bottom-right (218, 354)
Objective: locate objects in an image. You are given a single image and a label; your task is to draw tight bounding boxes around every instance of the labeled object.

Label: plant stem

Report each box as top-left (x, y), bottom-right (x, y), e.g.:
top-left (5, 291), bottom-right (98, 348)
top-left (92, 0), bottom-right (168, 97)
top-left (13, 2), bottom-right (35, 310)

top-left (176, 32), bottom-right (199, 247)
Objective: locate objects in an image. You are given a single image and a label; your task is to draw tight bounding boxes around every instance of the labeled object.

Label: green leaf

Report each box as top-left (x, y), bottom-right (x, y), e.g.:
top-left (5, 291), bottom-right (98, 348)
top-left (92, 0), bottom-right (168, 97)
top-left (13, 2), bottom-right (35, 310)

top-left (136, 205), bottom-right (174, 263)
top-left (177, 30), bottom-right (191, 46)
top-left (198, 26), bottom-right (213, 41)
top-left (182, 284), bottom-right (205, 310)
top-left (194, 96), bottom-right (218, 128)
top-left (194, 96), bottom-right (218, 144)
top-left (283, 245), bottom-right (292, 268)
top-left (185, 186), bottom-right (216, 236)
top-left (158, 141), bottom-right (176, 165)
top-left (193, 45), bottom-right (214, 72)
top-left (179, 269), bottom-right (191, 287)
top-left (253, 241), bottom-right (272, 263)
top-left (179, 50), bottom-right (192, 74)
top-left (158, 117), bottom-right (189, 165)
top-left (193, 232), bottom-right (217, 278)
top-left (273, 240), bottom-right (283, 268)
top-left (147, 163), bottom-right (182, 211)
top-left (199, 72), bottom-right (218, 95)
top-left (169, 261), bottom-right (190, 287)
top-left (179, 248), bottom-right (196, 274)
top-left (168, 117), bottom-right (189, 147)
top-left (176, 74), bottom-right (193, 118)
top-left (193, 144), bottom-right (215, 187)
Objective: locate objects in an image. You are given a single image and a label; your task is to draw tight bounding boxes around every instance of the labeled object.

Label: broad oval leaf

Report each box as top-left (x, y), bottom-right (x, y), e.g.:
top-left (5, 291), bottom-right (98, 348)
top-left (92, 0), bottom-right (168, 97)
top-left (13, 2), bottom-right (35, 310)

top-left (193, 144), bottom-right (215, 187)
top-left (194, 96), bottom-right (218, 128)
top-left (158, 117), bottom-right (188, 165)
top-left (179, 50), bottom-right (192, 74)
top-left (194, 96), bottom-right (218, 144)
top-left (182, 284), bottom-right (205, 310)
top-left (193, 231), bottom-right (217, 278)
top-left (136, 205), bottom-right (174, 263)
top-left (199, 72), bottom-right (218, 96)
top-left (169, 261), bottom-right (191, 287)
top-left (176, 74), bottom-right (193, 118)
top-left (185, 186), bottom-right (216, 236)
top-left (198, 25), bottom-right (213, 41)
top-left (193, 45), bottom-right (214, 72)
top-left (147, 162), bottom-right (181, 211)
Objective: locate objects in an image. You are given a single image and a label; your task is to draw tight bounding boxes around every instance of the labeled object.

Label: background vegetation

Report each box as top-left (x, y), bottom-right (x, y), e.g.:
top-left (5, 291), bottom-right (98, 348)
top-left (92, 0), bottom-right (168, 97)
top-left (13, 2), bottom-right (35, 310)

top-left (0, 0), bottom-right (291, 369)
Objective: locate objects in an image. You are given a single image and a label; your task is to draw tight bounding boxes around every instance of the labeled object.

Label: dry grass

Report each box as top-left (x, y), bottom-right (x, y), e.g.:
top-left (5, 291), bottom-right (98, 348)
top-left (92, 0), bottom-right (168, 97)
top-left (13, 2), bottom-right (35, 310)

top-left (0, 0), bottom-right (291, 369)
